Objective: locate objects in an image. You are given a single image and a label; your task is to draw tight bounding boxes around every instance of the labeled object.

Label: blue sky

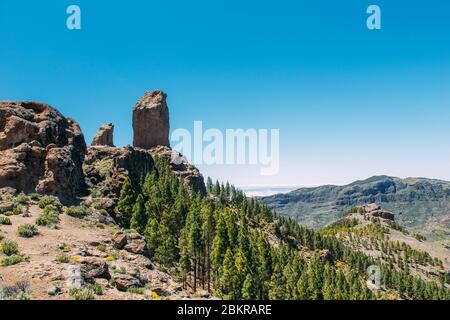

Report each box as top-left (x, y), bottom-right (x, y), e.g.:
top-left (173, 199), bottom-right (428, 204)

top-left (1, 0), bottom-right (450, 187)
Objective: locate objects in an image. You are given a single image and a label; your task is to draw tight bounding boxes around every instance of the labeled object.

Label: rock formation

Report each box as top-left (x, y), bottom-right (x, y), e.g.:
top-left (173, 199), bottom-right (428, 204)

top-left (0, 101), bottom-right (86, 199)
top-left (132, 90), bottom-right (170, 149)
top-left (91, 123), bottom-right (114, 147)
top-left (83, 146), bottom-right (156, 205)
top-left (358, 204), bottom-right (395, 221)
top-left (1, 91), bottom-right (205, 204)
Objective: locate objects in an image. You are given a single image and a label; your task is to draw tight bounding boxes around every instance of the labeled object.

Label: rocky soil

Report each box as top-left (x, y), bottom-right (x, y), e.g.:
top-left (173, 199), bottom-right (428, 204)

top-left (0, 195), bottom-right (201, 300)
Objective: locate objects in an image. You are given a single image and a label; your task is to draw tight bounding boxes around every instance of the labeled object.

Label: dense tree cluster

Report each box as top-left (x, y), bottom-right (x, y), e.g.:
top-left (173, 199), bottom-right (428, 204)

top-left (115, 160), bottom-right (450, 300)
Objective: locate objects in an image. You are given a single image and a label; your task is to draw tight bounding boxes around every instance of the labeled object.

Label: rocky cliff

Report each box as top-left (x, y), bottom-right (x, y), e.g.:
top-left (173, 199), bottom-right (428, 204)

top-left (0, 101), bottom-right (87, 200)
top-left (0, 92), bottom-right (205, 204)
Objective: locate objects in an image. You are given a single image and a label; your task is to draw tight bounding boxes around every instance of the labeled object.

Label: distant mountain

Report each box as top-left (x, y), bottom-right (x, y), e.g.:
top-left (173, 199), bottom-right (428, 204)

top-left (260, 176), bottom-right (450, 239)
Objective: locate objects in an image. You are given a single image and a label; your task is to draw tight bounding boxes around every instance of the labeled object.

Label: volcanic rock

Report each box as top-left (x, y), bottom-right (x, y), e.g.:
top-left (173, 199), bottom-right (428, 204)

top-left (0, 101), bottom-right (86, 199)
top-left (132, 90), bottom-right (170, 149)
top-left (91, 123), bottom-right (114, 147)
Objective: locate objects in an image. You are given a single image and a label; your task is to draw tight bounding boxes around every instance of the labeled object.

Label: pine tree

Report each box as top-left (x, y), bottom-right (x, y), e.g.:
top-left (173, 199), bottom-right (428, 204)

top-left (219, 248), bottom-right (241, 299)
top-left (130, 194), bottom-right (147, 233)
top-left (242, 274), bottom-right (256, 299)
top-left (115, 177), bottom-right (136, 228)
top-left (211, 211), bottom-right (229, 280)
top-left (206, 177), bottom-right (213, 193)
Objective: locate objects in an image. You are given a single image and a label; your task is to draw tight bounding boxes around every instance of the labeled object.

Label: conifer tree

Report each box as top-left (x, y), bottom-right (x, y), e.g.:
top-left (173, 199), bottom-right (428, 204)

top-left (115, 177), bottom-right (136, 228)
top-left (130, 194), bottom-right (147, 233)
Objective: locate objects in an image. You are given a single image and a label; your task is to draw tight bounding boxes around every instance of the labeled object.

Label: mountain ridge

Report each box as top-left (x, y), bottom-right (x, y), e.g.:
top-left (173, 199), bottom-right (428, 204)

top-left (260, 175), bottom-right (450, 239)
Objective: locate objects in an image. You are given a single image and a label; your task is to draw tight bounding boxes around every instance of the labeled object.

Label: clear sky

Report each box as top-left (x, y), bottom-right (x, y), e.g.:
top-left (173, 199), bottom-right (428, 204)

top-left (1, 0), bottom-right (450, 187)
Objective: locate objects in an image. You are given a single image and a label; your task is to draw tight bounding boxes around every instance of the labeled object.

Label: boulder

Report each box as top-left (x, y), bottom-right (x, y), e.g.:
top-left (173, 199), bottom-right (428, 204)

top-left (112, 232), bottom-right (128, 249)
top-left (132, 90), bottom-right (170, 149)
top-left (381, 211), bottom-right (395, 220)
top-left (0, 101), bottom-right (86, 199)
top-left (80, 257), bottom-right (110, 282)
top-left (114, 273), bottom-right (142, 291)
top-left (91, 123), bottom-right (115, 147)
top-left (124, 239), bottom-right (147, 255)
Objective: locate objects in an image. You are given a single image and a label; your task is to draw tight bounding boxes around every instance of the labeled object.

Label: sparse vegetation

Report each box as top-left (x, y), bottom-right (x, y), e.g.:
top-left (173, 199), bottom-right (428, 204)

top-left (0, 254), bottom-right (29, 266)
top-left (16, 194), bottom-right (29, 205)
top-left (0, 239), bottom-right (19, 256)
top-left (28, 193), bottom-right (41, 201)
top-left (56, 254), bottom-right (70, 263)
top-left (36, 205), bottom-right (60, 228)
top-left (0, 281), bottom-right (30, 300)
top-left (66, 206), bottom-right (88, 218)
top-left (413, 233), bottom-right (427, 242)
top-left (88, 283), bottom-right (104, 296)
top-left (89, 187), bottom-right (102, 198)
top-left (17, 224), bottom-right (39, 238)
top-left (38, 195), bottom-right (62, 211)
top-left (127, 287), bottom-right (146, 295)
top-left (69, 287), bottom-right (96, 300)
top-left (0, 215), bottom-right (12, 225)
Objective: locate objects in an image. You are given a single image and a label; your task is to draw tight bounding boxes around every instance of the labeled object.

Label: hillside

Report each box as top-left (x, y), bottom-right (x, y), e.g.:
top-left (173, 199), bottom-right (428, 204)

top-left (260, 176), bottom-right (450, 240)
top-left (1, 96), bottom-right (449, 300)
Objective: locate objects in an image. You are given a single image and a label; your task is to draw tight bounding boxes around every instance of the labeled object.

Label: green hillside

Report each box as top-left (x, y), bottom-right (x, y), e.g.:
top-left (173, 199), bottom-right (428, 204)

top-left (260, 176), bottom-right (450, 237)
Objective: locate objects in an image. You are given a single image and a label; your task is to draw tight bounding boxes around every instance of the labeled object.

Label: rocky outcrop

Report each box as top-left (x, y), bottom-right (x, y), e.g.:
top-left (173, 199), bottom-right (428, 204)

top-left (83, 145), bottom-right (206, 208)
top-left (149, 146), bottom-right (206, 195)
top-left (132, 91), bottom-right (170, 149)
top-left (358, 204), bottom-right (395, 221)
top-left (80, 257), bottom-right (111, 283)
top-left (0, 101), bottom-right (86, 199)
top-left (1, 92), bottom-right (205, 203)
top-left (91, 123), bottom-right (114, 147)
top-left (83, 146), bottom-right (155, 205)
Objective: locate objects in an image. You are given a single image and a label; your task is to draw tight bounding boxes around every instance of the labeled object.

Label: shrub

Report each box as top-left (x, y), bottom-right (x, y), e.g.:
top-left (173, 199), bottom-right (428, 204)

top-left (17, 224), bottom-right (39, 238)
top-left (90, 188), bottom-right (102, 198)
top-left (66, 206), bottom-right (88, 218)
top-left (0, 239), bottom-right (19, 256)
top-left (69, 288), bottom-right (96, 300)
top-left (16, 194), bottom-right (29, 205)
top-left (43, 204), bottom-right (60, 215)
top-left (12, 205), bottom-right (24, 215)
top-left (127, 287), bottom-right (145, 295)
top-left (88, 283), bottom-right (104, 296)
top-left (97, 244), bottom-right (107, 252)
top-left (0, 215), bottom-right (12, 225)
top-left (0, 281), bottom-right (30, 300)
top-left (29, 193), bottom-right (41, 201)
top-left (36, 208), bottom-right (60, 228)
top-left (0, 254), bottom-right (29, 266)
top-left (56, 254), bottom-right (70, 263)
top-left (38, 196), bottom-right (62, 211)
top-left (0, 205), bottom-right (9, 214)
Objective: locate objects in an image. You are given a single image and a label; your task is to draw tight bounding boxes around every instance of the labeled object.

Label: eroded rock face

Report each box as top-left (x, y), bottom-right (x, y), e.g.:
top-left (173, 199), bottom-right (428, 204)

top-left (83, 145), bottom-right (206, 210)
top-left (132, 90), bottom-right (170, 149)
top-left (83, 146), bottom-right (155, 204)
top-left (0, 101), bottom-right (87, 199)
top-left (91, 123), bottom-right (114, 147)
top-left (149, 146), bottom-right (206, 196)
